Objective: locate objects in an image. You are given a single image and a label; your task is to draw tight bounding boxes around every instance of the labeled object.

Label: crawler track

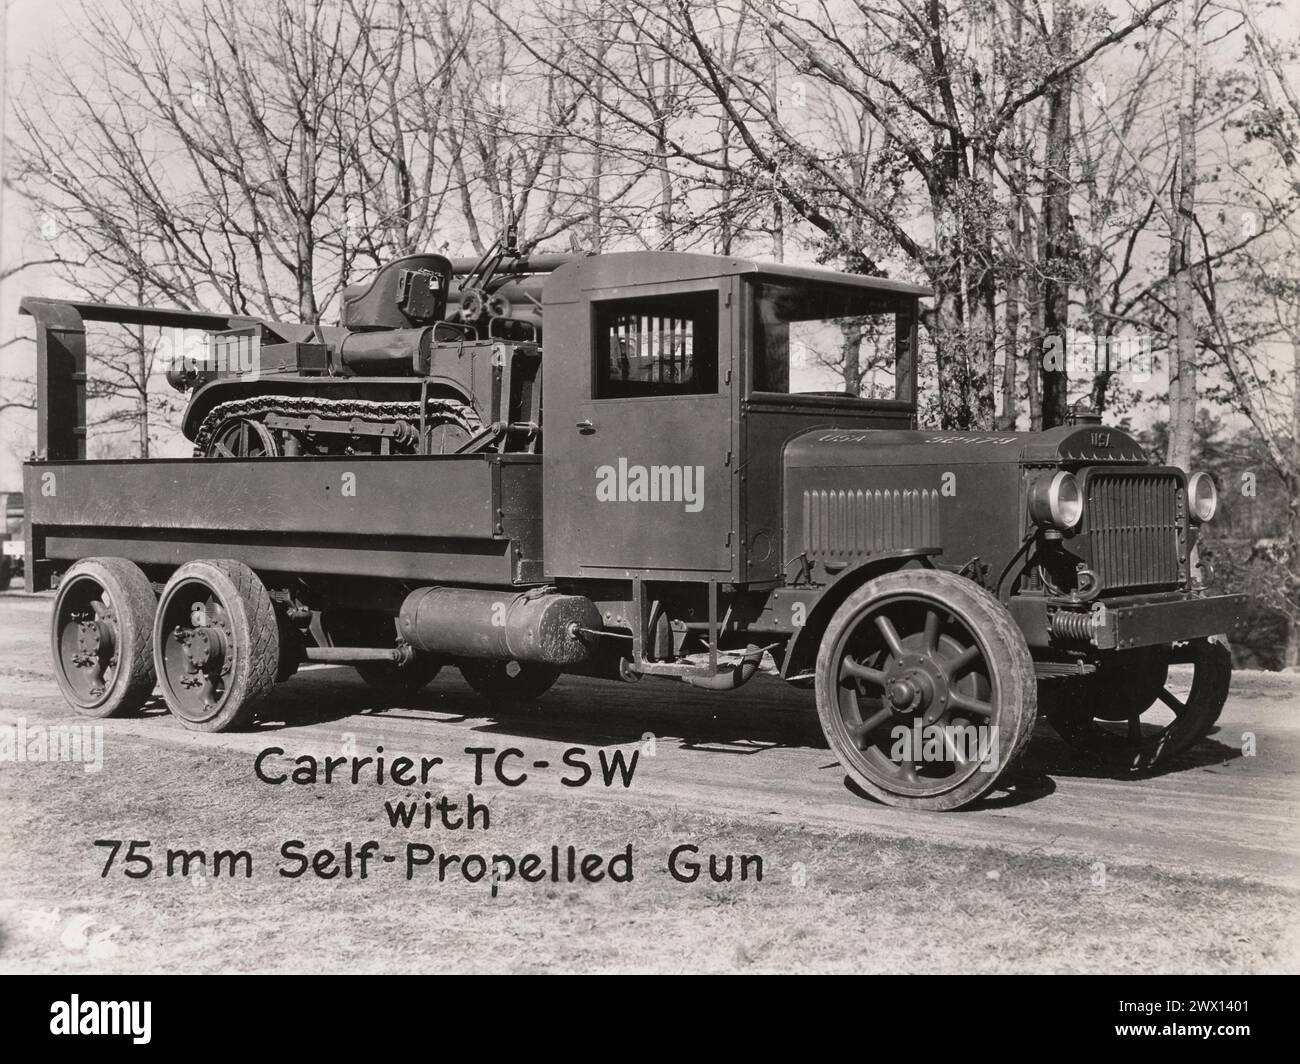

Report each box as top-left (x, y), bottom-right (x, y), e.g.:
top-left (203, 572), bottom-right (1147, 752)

top-left (192, 394), bottom-right (482, 456)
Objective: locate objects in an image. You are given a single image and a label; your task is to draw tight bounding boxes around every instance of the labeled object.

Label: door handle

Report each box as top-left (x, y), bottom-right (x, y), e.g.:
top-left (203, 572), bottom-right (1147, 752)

top-left (575, 419), bottom-right (596, 434)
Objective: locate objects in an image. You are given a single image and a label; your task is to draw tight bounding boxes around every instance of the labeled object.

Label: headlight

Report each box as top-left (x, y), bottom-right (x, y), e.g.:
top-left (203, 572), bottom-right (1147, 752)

top-left (1188, 471), bottom-right (1218, 523)
top-left (1028, 471), bottom-right (1083, 531)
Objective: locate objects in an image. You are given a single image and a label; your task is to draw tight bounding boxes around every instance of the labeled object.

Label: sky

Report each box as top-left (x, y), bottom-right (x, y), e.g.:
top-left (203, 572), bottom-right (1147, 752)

top-left (0, 0), bottom-right (87, 485)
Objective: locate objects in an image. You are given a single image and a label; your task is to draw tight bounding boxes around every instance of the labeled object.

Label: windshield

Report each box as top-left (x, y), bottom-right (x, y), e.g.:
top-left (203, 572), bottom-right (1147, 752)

top-left (752, 280), bottom-right (913, 401)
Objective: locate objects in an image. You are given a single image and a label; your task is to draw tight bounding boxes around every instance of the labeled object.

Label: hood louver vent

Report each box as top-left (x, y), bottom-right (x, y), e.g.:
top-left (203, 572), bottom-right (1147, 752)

top-left (802, 488), bottom-right (940, 563)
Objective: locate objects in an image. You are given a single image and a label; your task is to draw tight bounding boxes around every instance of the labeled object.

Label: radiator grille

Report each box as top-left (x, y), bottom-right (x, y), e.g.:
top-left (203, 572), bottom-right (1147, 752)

top-left (802, 488), bottom-right (939, 562)
top-left (1084, 471), bottom-right (1183, 590)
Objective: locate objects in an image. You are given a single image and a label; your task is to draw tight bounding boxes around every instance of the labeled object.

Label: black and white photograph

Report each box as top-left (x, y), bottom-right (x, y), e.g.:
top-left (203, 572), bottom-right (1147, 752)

top-left (0, 0), bottom-right (1296, 1005)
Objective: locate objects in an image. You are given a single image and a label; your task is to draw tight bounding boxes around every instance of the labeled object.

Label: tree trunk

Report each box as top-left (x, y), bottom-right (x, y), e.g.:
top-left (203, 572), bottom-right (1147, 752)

top-left (1167, 0), bottom-right (1199, 472)
top-left (590, 74), bottom-right (604, 253)
top-left (840, 320), bottom-right (863, 393)
top-left (1287, 335), bottom-right (1300, 668)
top-left (1040, 5), bottom-right (1074, 429)
top-left (135, 324), bottom-right (149, 458)
top-left (932, 272), bottom-right (972, 427)
top-left (1025, 211), bottom-right (1044, 430)
top-left (998, 192), bottom-right (1022, 430)
top-left (968, 145), bottom-right (998, 429)
top-left (966, 276), bottom-right (996, 428)
top-left (996, 0), bottom-right (1026, 432)
top-left (1000, 279), bottom-right (1020, 429)
top-left (1086, 266), bottom-right (1112, 413)
top-left (930, 179), bottom-right (973, 429)
top-left (718, 115), bottom-right (732, 255)
top-left (648, 55), bottom-right (674, 250)
top-left (772, 175), bottom-right (784, 262)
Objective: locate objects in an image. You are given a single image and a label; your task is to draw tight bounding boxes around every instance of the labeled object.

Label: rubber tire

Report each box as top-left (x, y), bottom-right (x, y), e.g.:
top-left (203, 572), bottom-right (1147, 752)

top-left (459, 658), bottom-right (559, 708)
top-left (356, 656), bottom-right (443, 699)
top-left (1044, 636), bottom-right (1232, 772)
top-left (814, 569), bottom-right (1038, 811)
top-left (50, 557), bottom-right (157, 718)
top-left (1176, 635), bottom-right (1233, 738)
top-left (153, 559), bottom-right (279, 733)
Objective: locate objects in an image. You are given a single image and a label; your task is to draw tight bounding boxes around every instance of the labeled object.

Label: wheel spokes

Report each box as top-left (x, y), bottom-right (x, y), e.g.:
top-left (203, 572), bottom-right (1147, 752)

top-left (939, 729), bottom-right (968, 766)
top-left (846, 706), bottom-right (893, 747)
top-left (945, 643), bottom-right (981, 679)
top-left (922, 609), bottom-right (940, 653)
top-left (949, 691), bottom-right (993, 718)
top-left (842, 656), bottom-right (888, 688)
top-left (1156, 687), bottom-right (1186, 716)
top-left (873, 614), bottom-right (906, 660)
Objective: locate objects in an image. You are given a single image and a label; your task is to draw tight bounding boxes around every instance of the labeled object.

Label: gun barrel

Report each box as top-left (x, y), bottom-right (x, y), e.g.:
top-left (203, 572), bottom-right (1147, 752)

top-left (446, 254), bottom-right (577, 275)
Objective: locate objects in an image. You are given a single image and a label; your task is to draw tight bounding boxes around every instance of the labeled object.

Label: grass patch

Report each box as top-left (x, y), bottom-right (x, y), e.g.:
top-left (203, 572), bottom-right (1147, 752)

top-left (1, 732), bottom-right (1296, 973)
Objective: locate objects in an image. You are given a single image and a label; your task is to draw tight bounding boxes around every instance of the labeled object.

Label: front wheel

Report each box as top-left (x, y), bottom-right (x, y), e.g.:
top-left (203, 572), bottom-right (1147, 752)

top-left (1042, 637), bottom-right (1231, 772)
top-left (814, 569), bottom-right (1037, 811)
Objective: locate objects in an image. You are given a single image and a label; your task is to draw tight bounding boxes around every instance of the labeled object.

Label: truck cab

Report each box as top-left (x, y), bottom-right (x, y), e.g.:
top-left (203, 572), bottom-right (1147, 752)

top-left (541, 253), bottom-right (925, 581)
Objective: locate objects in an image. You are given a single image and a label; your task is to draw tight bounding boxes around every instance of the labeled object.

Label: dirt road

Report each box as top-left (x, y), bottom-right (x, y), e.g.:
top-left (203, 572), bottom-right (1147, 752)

top-left (3, 590), bottom-right (1297, 886)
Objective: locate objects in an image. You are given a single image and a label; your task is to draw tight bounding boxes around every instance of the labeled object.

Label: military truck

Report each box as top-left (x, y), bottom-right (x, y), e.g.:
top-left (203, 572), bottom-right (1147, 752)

top-left (0, 491), bottom-right (24, 590)
top-left (20, 244), bottom-right (1246, 809)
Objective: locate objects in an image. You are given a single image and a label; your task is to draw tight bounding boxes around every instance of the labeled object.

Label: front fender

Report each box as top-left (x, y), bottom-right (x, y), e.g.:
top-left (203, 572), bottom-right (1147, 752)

top-left (778, 548), bottom-right (940, 680)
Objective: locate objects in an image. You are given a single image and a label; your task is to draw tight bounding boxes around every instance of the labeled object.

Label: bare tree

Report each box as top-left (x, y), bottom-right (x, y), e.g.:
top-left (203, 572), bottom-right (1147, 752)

top-left (511, 0), bottom-right (1176, 427)
top-left (1166, 0), bottom-right (1201, 471)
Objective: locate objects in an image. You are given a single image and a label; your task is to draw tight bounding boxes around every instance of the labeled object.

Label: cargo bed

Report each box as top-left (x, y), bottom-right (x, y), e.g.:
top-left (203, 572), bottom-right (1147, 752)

top-left (23, 453), bottom-right (543, 591)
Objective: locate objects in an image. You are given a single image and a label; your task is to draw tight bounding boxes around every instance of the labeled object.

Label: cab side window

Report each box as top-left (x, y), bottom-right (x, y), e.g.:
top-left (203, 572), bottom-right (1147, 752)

top-left (594, 290), bottom-right (718, 399)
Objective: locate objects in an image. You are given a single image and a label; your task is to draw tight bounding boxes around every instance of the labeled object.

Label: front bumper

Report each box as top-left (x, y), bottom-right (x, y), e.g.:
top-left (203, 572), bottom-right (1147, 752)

top-left (1088, 591), bottom-right (1248, 650)
top-left (1011, 591), bottom-right (1249, 651)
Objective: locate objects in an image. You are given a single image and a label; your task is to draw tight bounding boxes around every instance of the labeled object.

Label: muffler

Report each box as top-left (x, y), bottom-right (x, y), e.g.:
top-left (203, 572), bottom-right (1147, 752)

top-left (398, 586), bottom-right (600, 665)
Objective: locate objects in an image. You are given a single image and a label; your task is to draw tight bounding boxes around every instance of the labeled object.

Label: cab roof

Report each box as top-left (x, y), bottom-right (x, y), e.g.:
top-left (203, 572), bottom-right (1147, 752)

top-left (545, 251), bottom-right (932, 301)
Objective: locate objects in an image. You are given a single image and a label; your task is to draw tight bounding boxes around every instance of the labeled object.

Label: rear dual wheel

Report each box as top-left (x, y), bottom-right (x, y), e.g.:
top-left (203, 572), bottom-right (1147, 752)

top-left (153, 559), bottom-right (280, 732)
top-left (50, 558), bottom-right (157, 717)
top-left (814, 570), bottom-right (1037, 811)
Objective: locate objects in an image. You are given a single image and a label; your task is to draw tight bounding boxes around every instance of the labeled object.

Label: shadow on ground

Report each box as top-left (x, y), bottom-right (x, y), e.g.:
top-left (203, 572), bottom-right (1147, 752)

top-left (197, 664), bottom-right (1244, 813)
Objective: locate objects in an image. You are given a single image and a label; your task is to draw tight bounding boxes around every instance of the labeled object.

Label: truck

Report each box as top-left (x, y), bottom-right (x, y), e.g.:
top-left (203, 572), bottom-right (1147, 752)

top-left (0, 491), bottom-right (24, 590)
top-left (19, 241), bottom-right (1247, 810)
